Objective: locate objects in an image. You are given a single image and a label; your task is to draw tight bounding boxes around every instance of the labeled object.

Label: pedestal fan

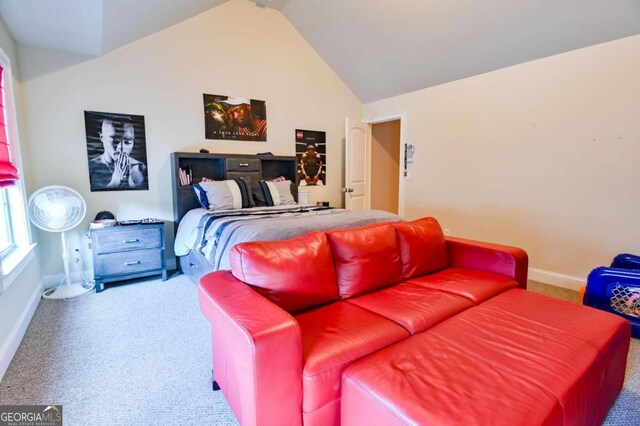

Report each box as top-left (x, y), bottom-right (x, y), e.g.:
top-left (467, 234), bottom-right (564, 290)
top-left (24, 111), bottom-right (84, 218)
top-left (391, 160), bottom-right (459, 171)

top-left (28, 185), bottom-right (92, 299)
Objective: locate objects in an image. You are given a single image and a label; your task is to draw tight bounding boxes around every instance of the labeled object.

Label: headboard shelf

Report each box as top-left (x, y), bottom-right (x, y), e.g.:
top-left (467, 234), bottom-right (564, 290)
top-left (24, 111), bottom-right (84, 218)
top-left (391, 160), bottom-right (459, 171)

top-left (171, 152), bottom-right (298, 233)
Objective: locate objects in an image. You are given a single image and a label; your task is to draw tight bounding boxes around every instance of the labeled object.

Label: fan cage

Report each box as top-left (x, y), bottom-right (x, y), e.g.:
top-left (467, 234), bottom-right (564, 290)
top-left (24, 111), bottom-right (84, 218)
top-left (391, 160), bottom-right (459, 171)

top-left (28, 186), bottom-right (87, 232)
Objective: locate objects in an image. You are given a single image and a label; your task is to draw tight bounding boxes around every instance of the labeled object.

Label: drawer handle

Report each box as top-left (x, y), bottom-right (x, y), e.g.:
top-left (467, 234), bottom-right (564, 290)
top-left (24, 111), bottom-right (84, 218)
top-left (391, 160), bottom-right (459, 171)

top-left (123, 239), bottom-right (139, 243)
top-left (239, 163), bottom-right (249, 167)
top-left (189, 263), bottom-right (197, 269)
top-left (125, 261), bottom-right (141, 266)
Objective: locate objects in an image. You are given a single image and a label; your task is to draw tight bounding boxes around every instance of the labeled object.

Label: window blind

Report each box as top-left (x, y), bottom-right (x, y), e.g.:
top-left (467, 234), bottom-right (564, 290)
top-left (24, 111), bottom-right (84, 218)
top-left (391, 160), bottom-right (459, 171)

top-left (0, 66), bottom-right (18, 188)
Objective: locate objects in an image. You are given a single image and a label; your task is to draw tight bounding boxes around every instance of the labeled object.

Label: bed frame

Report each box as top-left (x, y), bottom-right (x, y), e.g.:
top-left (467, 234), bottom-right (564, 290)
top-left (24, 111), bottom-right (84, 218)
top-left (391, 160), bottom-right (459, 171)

top-left (170, 152), bottom-right (297, 282)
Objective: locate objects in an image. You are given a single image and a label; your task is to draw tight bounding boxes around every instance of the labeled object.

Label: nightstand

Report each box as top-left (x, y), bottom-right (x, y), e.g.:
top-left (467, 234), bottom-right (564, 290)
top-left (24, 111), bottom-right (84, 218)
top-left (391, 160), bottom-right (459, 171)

top-left (90, 223), bottom-right (167, 292)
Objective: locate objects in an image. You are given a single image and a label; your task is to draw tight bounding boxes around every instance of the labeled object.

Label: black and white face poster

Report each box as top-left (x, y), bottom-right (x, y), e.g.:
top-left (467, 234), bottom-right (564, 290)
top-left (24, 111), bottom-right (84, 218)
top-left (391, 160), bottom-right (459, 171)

top-left (84, 111), bottom-right (149, 192)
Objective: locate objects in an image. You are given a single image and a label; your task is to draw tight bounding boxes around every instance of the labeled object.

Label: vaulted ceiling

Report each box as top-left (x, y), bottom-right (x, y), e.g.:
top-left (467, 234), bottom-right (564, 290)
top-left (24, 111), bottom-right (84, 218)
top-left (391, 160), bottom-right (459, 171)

top-left (1, 0), bottom-right (639, 102)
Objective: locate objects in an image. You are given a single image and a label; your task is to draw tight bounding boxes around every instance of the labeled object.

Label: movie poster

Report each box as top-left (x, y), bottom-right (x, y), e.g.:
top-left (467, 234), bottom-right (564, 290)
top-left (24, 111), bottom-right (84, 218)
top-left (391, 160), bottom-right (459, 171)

top-left (296, 129), bottom-right (326, 186)
top-left (203, 94), bottom-right (267, 141)
top-left (84, 111), bottom-right (148, 192)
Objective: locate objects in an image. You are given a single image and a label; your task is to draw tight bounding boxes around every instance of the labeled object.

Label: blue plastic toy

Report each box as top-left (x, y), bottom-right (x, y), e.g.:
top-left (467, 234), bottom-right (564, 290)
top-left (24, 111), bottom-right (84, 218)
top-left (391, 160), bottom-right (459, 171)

top-left (584, 253), bottom-right (640, 338)
top-left (611, 253), bottom-right (640, 270)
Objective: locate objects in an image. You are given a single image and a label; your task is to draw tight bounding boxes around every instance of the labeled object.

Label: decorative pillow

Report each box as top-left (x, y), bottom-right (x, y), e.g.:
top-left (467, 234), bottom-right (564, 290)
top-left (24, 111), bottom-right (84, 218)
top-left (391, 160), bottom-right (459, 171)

top-left (194, 179), bottom-right (253, 210)
top-left (192, 183), bottom-right (209, 209)
top-left (237, 176), bottom-right (256, 208)
top-left (230, 232), bottom-right (339, 313)
top-left (253, 179), bottom-right (296, 206)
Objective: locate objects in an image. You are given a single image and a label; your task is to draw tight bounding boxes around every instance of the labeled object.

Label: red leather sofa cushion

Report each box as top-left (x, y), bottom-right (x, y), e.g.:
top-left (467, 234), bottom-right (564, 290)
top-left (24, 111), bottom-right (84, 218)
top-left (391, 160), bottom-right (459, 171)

top-left (342, 289), bottom-right (630, 426)
top-left (346, 282), bottom-right (474, 334)
top-left (428, 291), bottom-right (630, 426)
top-left (327, 223), bottom-right (402, 298)
top-left (393, 217), bottom-right (448, 278)
top-left (342, 331), bottom-right (564, 426)
top-left (407, 267), bottom-right (518, 303)
top-left (294, 301), bottom-right (408, 422)
top-left (230, 231), bottom-right (338, 313)
top-left (480, 289), bottom-right (631, 421)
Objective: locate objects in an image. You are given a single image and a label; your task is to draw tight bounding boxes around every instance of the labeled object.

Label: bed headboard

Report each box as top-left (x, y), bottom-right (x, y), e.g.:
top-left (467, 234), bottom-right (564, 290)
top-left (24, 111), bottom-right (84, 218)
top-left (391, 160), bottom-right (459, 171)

top-left (171, 152), bottom-right (298, 233)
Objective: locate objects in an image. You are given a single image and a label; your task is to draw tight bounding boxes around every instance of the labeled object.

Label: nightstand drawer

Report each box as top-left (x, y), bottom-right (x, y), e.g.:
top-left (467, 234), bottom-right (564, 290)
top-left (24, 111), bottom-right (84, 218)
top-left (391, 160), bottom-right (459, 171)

top-left (95, 248), bottom-right (163, 277)
top-left (92, 227), bottom-right (161, 253)
top-left (226, 158), bottom-right (260, 171)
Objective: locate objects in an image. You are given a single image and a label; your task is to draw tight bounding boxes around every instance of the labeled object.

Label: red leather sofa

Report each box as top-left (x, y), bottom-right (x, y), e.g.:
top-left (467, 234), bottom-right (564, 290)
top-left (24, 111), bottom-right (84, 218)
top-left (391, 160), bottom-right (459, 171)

top-left (198, 218), bottom-right (630, 426)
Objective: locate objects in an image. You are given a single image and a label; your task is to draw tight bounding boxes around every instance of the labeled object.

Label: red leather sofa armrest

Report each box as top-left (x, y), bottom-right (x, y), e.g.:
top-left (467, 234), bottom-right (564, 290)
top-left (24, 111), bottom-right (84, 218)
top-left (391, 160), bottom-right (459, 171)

top-left (446, 237), bottom-right (529, 288)
top-left (198, 271), bottom-right (303, 426)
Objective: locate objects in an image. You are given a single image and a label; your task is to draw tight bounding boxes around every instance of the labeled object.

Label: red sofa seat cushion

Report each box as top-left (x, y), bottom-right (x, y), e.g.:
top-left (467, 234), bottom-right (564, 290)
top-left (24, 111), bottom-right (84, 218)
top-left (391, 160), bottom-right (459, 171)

top-left (230, 232), bottom-right (338, 313)
top-left (294, 301), bottom-right (408, 418)
top-left (342, 331), bottom-right (564, 426)
top-left (393, 217), bottom-right (448, 279)
top-left (342, 290), bottom-right (630, 426)
top-left (327, 223), bottom-right (402, 298)
top-left (426, 291), bottom-right (630, 426)
top-left (481, 289), bottom-right (631, 421)
top-left (406, 267), bottom-right (517, 303)
top-left (346, 282), bottom-right (474, 334)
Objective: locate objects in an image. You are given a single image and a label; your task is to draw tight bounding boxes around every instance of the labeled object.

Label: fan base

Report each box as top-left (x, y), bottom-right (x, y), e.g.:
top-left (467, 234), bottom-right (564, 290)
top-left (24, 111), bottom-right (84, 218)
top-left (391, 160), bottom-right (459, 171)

top-left (43, 282), bottom-right (93, 300)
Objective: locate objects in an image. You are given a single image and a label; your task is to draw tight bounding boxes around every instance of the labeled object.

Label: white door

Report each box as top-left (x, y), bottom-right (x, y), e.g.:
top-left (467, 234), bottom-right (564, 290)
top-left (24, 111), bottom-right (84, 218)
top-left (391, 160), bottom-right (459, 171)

top-left (344, 117), bottom-right (371, 210)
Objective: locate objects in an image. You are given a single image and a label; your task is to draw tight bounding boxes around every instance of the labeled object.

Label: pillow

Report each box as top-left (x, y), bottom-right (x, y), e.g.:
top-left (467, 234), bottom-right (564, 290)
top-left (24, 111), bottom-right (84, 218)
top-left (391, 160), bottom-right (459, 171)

top-left (230, 232), bottom-right (339, 313)
top-left (327, 223), bottom-right (403, 298)
top-left (192, 183), bottom-right (209, 209)
top-left (193, 179), bottom-right (253, 210)
top-left (253, 179), bottom-right (296, 206)
top-left (237, 175), bottom-right (256, 207)
top-left (393, 217), bottom-right (448, 279)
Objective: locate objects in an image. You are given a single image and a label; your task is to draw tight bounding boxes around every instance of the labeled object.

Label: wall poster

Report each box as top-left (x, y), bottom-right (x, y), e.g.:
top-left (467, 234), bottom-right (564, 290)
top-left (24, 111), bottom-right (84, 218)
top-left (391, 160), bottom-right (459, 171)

top-left (296, 129), bottom-right (326, 186)
top-left (203, 94), bottom-right (267, 141)
top-left (84, 111), bottom-right (148, 192)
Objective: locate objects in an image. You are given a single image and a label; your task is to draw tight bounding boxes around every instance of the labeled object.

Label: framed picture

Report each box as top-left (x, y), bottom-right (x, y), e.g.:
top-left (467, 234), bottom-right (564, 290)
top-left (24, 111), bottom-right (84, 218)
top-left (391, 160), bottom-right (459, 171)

top-left (296, 129), bottom-right (326, 186)
top-left (84, 111), bottom-right (149, 192)
top-left (203, 94), bottom-right (267, 141)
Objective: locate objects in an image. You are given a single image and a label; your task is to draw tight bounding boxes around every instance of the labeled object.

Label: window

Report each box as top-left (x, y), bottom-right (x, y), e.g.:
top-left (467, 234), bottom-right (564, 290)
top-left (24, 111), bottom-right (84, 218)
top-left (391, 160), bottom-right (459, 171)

top-left (0, 187), bottom-right (13, 256)
top-left (0, 46), bottom-right (33, 291)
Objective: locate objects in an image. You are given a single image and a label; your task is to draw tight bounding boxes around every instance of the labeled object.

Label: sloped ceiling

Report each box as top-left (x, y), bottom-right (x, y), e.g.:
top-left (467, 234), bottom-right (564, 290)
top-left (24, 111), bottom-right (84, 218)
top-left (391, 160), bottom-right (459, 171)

top-left (1, 0), bottom-right (640, 102)
top-left (0, 0), bottom-right (229, 56)
top-left (279, 0), bottom-right (640, 102)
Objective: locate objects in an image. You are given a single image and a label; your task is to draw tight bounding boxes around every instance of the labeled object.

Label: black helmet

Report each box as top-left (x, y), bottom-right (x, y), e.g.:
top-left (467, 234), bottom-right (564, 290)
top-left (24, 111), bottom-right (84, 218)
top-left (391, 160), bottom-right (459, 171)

top-left (95, 211), bottom-right (115, 220)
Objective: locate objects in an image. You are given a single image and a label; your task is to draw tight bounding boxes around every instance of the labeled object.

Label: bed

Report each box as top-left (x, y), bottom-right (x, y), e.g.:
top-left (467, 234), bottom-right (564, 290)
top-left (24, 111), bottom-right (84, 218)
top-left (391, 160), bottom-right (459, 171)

top-left (171, 152), bottom-right (401, 284)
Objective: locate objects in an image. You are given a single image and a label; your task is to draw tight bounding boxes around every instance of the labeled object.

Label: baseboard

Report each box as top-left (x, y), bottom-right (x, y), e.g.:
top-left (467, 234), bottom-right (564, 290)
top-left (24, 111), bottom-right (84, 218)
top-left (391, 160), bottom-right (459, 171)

top-left (0, 279), bottom-right (42, 381)
top-left (528, 267), bottom-right (586, 291)
top-left (42, 271), bottom-right (91, 289)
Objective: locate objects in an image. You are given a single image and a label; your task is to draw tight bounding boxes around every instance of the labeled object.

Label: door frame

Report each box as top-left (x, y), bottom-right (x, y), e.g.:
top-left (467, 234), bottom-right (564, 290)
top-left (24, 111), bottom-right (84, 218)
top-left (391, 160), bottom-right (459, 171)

top-left (364, 112), bottom-right (406, 217)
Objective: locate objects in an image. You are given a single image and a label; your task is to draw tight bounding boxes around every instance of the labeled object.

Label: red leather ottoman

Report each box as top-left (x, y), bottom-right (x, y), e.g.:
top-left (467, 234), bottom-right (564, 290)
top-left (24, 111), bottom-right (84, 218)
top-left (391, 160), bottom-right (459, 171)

top-left (341, 289), bottom-right (630, 426)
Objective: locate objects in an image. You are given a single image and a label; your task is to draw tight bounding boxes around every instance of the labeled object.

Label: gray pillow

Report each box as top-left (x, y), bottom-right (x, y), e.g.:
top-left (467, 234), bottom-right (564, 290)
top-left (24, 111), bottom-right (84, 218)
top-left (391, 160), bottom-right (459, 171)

top-left (199, 179), bottom-right (253, 210)
top-left (272, 180), bottom-right (296, 205)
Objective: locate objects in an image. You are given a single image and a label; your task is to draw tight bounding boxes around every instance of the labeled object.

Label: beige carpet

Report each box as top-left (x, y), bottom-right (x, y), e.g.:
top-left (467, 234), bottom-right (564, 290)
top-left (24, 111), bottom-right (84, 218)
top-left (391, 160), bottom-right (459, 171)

top-left (0, 276), bottom-right (637, 425)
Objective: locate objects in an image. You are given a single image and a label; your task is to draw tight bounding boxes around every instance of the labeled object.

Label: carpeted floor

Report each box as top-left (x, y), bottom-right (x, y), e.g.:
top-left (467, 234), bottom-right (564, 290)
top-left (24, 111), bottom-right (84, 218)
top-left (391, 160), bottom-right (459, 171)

top-left (0, 276), bottom-right (638, 425)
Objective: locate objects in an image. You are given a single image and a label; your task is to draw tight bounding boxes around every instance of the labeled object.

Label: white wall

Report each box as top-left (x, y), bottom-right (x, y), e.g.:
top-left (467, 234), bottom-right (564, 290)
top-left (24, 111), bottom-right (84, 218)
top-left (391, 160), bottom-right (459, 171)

top-left (0, 15), bottom-right (43, 379)
top-left (364, 35), bottom-right (640, 283)
top-left (18, 0), bottom-right (361, 276)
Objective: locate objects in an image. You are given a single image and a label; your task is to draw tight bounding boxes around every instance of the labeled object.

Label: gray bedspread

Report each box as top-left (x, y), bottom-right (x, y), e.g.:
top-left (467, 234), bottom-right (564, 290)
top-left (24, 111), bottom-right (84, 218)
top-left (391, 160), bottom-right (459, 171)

top-left (202, 208), bottom-right (401, 270)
